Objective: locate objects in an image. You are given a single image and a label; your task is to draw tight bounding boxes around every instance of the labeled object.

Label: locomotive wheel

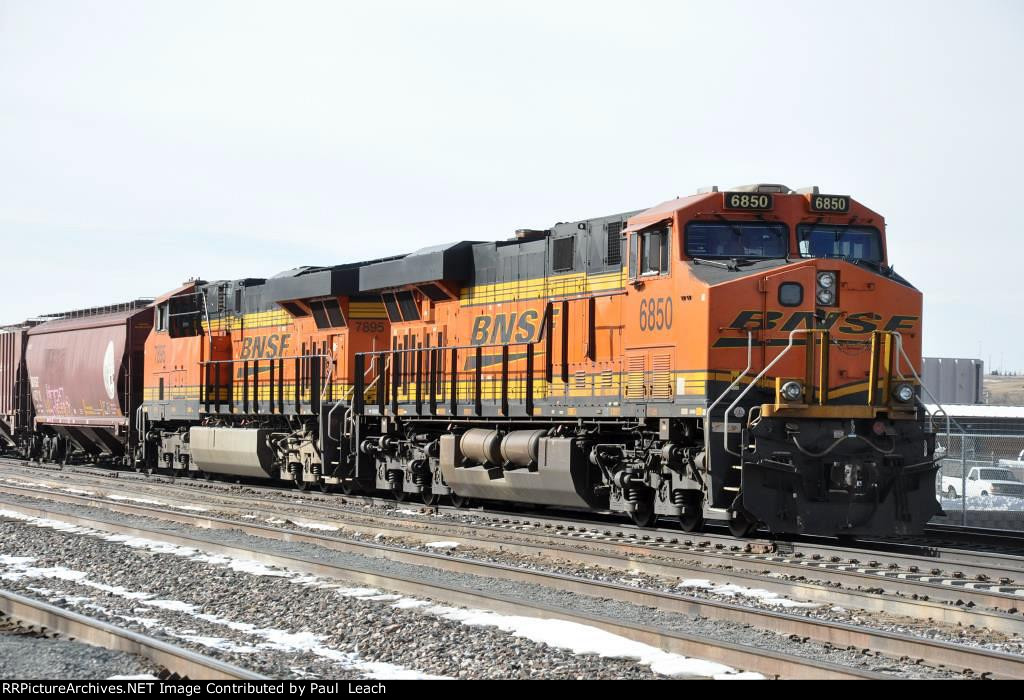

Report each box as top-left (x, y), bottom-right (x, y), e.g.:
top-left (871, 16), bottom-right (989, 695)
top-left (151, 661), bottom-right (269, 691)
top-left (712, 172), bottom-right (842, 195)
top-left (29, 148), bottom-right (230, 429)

top-left (728, 508), bottom-right (757, 538)
top-left (339, 479), bottom-right (357, 495)
top-left (678, 493), bottom-right (705, 533)
top-left (391, 486), bottom-right (408, 502)
top-left (421, 490), bottom-right (440, 506)
top-left (294, 475), bottom-right (310, 492)
top-left (630, 499), bottom-right (657, 528)
top-left (450, 493), bottom-right (472, 509)
top-left (319, 480), bottom-right (335, 494)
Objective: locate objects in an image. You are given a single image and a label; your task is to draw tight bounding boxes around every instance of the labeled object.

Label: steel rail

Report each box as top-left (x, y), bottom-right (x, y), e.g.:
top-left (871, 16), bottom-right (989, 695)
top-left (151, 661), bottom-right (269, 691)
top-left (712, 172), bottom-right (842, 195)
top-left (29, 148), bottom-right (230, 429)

top-left (3, 474), bottom-right (1022, 635)
top-left (0, 497), bottom-right (884, 680)
top-left (4, 458), bottom-right (1024, 586)
top-left (0, 491), bottom-right (1019, 679)
top-left (3, 465), bottom-right (1024, 618)
top-left (0, 588), bottom-right (266, 680)
top-left (10, 455), bottom-right (1024, 569)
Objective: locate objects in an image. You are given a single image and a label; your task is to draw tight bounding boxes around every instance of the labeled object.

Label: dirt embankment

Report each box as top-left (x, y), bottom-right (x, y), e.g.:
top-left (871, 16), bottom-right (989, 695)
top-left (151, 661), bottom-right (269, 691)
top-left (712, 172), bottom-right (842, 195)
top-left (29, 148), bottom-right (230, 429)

top-left (985, 375), bottom-right (1024, 405)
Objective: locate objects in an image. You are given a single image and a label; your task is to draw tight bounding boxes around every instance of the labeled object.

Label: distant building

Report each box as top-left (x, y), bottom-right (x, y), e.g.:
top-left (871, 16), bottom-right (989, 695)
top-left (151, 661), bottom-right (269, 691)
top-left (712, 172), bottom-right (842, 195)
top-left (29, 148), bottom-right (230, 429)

top-left (924, 403), bottom-right (1024, 437)
top-left (922, 357), bottom-right (984, 405)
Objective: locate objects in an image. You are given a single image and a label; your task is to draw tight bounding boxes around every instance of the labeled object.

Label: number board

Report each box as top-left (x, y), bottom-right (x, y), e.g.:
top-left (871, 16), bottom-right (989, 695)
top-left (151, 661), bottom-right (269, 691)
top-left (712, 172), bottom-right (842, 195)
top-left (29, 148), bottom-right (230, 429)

top-left (807, 194), bottom-right (850, 213)
top-left (723, 192), bottom-right (773, 211)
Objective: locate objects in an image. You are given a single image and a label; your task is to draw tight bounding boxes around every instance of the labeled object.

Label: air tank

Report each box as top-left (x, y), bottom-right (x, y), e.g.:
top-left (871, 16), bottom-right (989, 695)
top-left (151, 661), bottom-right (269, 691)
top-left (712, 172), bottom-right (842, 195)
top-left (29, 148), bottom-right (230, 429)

top-left (499, 429), bottom-right (547, 467)
top-left (459, 429), bottom-right (502, 465)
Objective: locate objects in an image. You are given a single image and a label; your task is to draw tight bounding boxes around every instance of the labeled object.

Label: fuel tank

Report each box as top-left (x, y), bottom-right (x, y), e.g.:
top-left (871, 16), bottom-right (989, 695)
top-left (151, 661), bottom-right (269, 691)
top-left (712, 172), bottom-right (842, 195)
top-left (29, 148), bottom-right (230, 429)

top-left (189, 427), bottom-right (277, 478)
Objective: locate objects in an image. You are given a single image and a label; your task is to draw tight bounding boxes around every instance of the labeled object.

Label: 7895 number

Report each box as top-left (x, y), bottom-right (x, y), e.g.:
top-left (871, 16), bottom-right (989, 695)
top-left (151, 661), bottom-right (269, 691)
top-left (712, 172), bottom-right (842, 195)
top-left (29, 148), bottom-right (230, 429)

top-left (639, 297), bottom-right (672, 331)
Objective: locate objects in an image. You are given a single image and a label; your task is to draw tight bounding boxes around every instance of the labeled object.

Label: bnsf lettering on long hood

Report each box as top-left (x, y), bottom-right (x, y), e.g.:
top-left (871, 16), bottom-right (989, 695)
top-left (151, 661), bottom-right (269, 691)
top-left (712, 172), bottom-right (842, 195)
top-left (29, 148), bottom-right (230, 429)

top-left (469, 310), bottom-right (540, 345)
top-left (238, 333), bottom-right (292, 360)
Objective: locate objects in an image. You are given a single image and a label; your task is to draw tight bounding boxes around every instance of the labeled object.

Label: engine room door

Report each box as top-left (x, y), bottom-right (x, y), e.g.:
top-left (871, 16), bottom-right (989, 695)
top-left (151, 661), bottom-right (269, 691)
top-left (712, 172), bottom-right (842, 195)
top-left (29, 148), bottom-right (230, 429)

top-left (329, 333), bottom-right (345, 403)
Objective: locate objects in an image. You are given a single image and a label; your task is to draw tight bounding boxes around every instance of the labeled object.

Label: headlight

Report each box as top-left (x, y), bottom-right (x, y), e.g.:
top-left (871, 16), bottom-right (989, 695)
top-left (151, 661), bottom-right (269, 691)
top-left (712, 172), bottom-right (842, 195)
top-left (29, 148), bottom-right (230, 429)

top-left (816, 288), bottom-right (835, 305)
top-left (780, 381), bottom-right (804, 401)
top-left (817, 272), bottom-right (836, 289)
top-left (892, 383), bottom-right (915, 403)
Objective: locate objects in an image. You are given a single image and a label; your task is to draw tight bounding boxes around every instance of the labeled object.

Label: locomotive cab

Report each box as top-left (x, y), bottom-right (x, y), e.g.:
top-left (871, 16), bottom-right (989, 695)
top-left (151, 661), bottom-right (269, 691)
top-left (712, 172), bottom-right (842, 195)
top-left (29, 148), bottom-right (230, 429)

top-left (636, 184), bottom-right (940, 536)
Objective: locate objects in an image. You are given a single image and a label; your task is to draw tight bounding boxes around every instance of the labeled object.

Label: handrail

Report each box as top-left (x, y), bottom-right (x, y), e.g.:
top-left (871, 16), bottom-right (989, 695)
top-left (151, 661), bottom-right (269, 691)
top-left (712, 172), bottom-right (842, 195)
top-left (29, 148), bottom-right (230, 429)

top-left (891, 332), bottom-right (965, 438)
top-left (723, 328), bottom-right (815, 456)
top-left (327, 385), bottom-right (356, 442)
top-left (199, 352), bottom-right (335, 411)
top-left (199, 353), bottom-right (333, 365)
top-left (891, 332), bottom-right (969, 523)
top-left (703, 332), bottom-right (753, 465)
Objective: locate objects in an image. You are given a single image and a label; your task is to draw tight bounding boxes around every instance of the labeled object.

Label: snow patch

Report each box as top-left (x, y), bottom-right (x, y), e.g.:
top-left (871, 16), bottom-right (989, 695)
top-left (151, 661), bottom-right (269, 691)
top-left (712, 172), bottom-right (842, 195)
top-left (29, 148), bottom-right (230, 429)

top-left (335, 587), bottom-right (382, 598)
top-left (292, 520), bottom-right (340, 532)
top-left (142, 599), bottom-right (197, 613)
top-left (677, 579), bottom-right (821, 609)
top-left (108, 675), bottom-right (159, 680)
top-left (422, 603), bottom-right (760, 679)
top-left (224, 559), bottom-right (290, 577)
top-left (391, 598), bottom-right (430, 609)
top-left (424, 541), bottom-right (460, 550)
top-left (940, 494), bottom-right (1024, 512)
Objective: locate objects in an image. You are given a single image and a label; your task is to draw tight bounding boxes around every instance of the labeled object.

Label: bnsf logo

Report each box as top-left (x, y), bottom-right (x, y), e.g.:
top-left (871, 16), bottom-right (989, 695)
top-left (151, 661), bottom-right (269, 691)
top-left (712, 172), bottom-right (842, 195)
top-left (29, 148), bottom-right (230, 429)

top-left (470, 310), bottom-right (541, 345)
top-left (727, 310), bottom-right (918, 333)
top-left (239, 333), bottom-right (292, 360)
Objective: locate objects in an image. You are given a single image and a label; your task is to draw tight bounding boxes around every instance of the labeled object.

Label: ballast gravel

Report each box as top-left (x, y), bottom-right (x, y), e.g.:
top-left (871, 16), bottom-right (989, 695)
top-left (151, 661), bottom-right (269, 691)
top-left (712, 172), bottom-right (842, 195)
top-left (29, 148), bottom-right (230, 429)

top-left (0, 629), bottom-right (158, 679)
top-left (0, 492), bottom-right (967, 679)
top-left (12, 471), bottom-right (1013, 659)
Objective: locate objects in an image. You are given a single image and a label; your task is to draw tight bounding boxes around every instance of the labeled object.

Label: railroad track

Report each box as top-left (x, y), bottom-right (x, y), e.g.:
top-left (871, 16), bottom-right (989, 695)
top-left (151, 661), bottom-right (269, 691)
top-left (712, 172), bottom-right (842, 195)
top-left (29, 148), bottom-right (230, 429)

top-left (0, 482), bottom-right (1022, 679)
top-left (4, 465), bottom-right (1024, 630)
top-left (0, 588), bottom-right (266, 680)
top-left (7, 457), bottom-right (1024, 574)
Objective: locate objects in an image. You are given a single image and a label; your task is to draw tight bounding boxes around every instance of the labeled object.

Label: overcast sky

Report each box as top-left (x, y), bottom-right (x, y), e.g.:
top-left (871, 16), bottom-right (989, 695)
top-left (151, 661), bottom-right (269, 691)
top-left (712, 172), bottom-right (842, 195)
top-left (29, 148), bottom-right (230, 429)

top-left (1, 1), bottom-right (1021, 369)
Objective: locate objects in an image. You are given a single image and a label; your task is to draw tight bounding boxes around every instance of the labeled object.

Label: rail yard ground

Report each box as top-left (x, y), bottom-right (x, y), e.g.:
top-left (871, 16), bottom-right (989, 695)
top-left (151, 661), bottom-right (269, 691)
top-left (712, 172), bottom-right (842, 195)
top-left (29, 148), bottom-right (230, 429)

top-left (2, 461), bottom-right (1024, 680)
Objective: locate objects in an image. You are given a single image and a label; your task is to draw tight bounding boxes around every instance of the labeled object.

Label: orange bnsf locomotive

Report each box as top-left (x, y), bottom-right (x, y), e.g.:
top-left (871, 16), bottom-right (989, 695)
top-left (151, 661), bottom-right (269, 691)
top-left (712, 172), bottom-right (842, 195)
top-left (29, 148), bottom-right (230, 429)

top-left (0, 184), bottom-right (941, 537)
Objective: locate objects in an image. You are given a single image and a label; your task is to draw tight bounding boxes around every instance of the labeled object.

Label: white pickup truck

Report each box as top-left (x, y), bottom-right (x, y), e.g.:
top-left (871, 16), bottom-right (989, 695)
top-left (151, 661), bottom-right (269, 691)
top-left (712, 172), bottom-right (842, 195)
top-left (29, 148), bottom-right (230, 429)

top-left (941, 467), bottom-right (1024, 499)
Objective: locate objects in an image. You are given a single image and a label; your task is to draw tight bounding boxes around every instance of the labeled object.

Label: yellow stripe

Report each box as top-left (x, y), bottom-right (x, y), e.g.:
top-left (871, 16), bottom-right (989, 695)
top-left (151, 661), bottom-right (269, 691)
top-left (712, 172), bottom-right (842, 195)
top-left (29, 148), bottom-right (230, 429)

top-left (460, 270), bottom-right (626, 306)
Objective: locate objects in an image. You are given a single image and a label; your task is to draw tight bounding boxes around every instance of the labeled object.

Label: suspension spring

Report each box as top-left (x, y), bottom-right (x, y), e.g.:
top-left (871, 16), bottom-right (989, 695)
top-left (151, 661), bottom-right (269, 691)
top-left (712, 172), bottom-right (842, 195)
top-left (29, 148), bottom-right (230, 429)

top-left (623, 485), bottom-right (640, 504)
top-left (671, 490), bottom-right (686, 506)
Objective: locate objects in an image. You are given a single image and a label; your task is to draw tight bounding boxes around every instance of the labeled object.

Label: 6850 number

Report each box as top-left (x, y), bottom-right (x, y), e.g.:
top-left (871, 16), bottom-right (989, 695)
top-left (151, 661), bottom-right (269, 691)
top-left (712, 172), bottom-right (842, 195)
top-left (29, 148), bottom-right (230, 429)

top-left (808, 194), bottom-right (850, 213)
top-left (724, 193), bottom-right (772, 210)
top-left (639, 297), bottom-right (673, 331)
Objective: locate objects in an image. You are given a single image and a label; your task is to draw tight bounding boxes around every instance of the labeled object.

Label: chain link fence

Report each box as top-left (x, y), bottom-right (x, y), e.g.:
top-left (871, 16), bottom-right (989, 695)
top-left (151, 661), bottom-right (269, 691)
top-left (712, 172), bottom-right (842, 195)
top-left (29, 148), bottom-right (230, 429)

top-left (933, 429), bottom-right (1024, 529)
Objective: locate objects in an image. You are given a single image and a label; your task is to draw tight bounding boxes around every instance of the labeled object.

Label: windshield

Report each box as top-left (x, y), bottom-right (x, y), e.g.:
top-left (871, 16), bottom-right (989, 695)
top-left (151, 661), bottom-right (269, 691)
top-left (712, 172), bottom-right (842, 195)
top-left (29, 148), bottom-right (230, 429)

top-left (797, 224), bottom-right (883, 262)
top-left (981, 469), bottom-right (1018, 481)
top-left (685, 221), bottom-right (788, 260)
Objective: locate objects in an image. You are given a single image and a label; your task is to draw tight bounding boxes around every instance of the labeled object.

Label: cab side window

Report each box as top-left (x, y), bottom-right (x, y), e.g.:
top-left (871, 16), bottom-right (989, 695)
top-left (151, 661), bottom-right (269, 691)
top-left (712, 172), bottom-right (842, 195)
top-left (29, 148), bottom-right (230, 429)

top-left (636, 227), bottom-right (669, 276)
